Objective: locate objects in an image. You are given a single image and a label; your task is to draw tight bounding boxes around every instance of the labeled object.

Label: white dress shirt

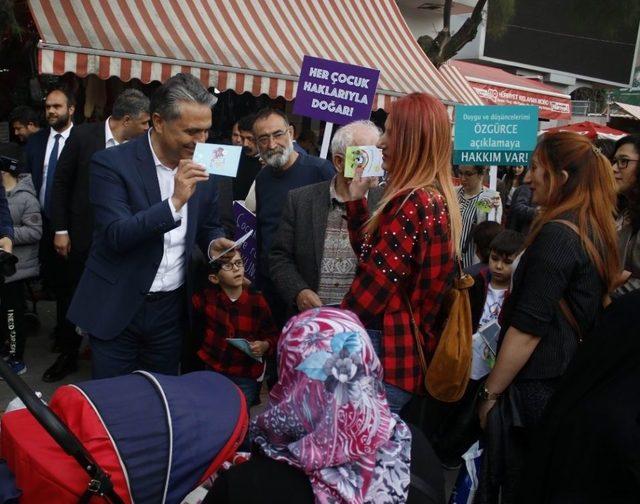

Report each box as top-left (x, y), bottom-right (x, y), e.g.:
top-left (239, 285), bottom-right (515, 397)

top-left (148, 130), bottom-right (188, 292)
top-left (104, 117), bottom-right (120, 149)
top-left (40, 124), bottom-right (73, 207)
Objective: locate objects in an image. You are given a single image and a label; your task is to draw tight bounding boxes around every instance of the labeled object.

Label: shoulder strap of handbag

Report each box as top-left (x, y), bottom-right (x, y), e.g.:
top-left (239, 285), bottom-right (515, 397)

top-left (399, 288), bottom-right (429, 377)
top-left (398, 255), bottom-right (464, 376)
top-left (551, 219), bottom-right (598, 344)
top-left (551, 219), bottom-right (605, 280)
top-left (550, 219), bottom-right (600, 266)
top-left (558, 298), bottom-right (583, 343)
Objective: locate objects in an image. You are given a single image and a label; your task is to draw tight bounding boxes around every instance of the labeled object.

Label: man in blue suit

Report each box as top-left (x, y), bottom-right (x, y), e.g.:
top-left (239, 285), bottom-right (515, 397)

top-left (24, 88), bottom-right (76, 352)
top-left (68, 74), bottom-right (234, 378)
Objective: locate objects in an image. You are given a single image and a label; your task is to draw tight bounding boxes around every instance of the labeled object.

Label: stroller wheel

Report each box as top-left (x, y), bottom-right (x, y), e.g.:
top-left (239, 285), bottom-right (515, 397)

top-left (24, 312), bottom-right (41, 334)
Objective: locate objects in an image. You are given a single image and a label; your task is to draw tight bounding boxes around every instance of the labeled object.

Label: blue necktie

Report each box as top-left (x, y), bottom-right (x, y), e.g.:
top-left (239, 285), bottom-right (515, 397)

top-left (44, 133), bottom-right (61, 219)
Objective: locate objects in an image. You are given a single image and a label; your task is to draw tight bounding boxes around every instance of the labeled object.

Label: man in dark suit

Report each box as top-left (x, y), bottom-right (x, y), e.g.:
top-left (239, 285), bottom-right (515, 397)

top-left (24, 88), bottom-right (75, 355)
top-left (269, 120), bottom-right (382, 317)
top-left (41, 89), bottom-right (151, 382)
top-left (9, 106), bottom-right (41, 146)
top-left (67, 73), bottom-right (234, 379)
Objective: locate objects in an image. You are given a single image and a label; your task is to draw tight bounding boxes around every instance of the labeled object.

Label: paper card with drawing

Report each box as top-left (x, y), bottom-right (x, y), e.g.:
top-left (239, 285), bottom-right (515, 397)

top-left (344, 145), bottom-right (384, 178)
top-left (209, 230), bottom-right (253, 262)
top-left (470, 320), bottom-right (501, 380)
top-left (226, 338), bottom-right (262, 362)
top-left (193, 143), bottom-right (242, 177)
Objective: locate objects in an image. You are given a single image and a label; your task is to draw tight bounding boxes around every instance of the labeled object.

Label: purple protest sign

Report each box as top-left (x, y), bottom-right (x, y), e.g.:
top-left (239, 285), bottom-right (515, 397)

top-left (293, 55), bottom-right (380, 125)
top-left (233, 202), bottom-right (257, 283)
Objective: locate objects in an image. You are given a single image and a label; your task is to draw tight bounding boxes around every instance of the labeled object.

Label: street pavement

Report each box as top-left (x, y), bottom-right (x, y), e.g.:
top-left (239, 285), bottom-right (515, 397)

top-left (0, 300), bottom-right (91, 411)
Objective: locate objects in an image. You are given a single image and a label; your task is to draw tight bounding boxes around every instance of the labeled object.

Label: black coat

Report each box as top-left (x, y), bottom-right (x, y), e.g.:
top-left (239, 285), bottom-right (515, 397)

top-left (51, 121), bottom-right (105, 254)
top-left (507, 184), bottom-right (535, 235)
top-left (204, 425), bottom-right (445, 504)
top-left (518, 291), bottom-right (640, 503)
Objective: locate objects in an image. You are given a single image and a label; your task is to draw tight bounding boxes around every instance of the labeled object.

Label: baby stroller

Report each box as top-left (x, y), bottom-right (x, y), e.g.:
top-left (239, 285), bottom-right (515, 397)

top-left (0, 365), bottom-right (248, 504)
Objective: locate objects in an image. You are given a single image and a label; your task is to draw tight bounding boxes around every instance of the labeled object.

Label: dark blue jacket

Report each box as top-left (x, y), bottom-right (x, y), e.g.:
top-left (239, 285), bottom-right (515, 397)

top-left (68, 134), bottom-right (225, 340)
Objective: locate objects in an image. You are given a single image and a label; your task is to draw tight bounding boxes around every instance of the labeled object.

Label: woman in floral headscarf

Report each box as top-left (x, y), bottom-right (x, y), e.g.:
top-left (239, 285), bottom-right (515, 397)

top-left (203, 307), bottom-right (444, 504)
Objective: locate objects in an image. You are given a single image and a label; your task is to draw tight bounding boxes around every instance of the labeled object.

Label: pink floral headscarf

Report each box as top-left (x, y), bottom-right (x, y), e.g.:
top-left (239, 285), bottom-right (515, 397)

top-left (250, 307), bottom-right (411, 504)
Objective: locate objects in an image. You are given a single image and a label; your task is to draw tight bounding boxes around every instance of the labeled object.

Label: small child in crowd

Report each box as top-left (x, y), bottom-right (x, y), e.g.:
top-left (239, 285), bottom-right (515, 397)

top-left (434, 229), bottom-right (525, 467)
top-left (468, 230), bottom-right (525, 378)
top-left (193, 249), bottom-right (278, 409)
top-left (464, 221), bottom-right (503, 277)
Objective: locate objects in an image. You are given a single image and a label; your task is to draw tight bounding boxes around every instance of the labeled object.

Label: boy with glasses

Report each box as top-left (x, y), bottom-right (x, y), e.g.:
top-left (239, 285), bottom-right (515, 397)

top-left (193, 249), bottom-right (278, 409)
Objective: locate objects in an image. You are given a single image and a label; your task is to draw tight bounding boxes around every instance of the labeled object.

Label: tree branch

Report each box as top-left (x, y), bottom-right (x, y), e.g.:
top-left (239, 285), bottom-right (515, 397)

top-left (418, 0), bottom-right (494, 67)
top-left (440, 0), bottom-right (489, 62)
top-left (443, 0), bottom-right (453, 32)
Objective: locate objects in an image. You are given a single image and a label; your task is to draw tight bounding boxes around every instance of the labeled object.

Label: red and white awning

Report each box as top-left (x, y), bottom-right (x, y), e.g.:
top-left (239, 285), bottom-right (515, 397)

top-left (541, 121), bottom-right (627, 141)
top-left (611, 102), bottom-right (640, 121)
top-left (439, 63), bottom-right (483, 106)
top-left (448, 60), bottom-right (573, 120)
top-left (28, 0), bottom-right (470, 110)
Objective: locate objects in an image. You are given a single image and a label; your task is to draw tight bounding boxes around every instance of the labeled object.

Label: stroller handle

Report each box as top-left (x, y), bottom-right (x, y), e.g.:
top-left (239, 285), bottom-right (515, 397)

top-left (0, 358), bottom-right (87, 455)
top-left (0, 358), bottom-right (124, 504)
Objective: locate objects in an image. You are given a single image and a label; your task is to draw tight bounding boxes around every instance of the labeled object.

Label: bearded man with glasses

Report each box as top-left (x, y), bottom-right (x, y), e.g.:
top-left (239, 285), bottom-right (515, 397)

top-left (252, 109), bottom-right (335, 328)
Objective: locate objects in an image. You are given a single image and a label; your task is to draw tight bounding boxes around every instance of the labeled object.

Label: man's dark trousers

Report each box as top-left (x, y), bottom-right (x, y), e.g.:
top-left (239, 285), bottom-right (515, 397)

top-left (90, 287), bottom-right (185, 379)
top-left (40, 218), bottom-right (75, 345)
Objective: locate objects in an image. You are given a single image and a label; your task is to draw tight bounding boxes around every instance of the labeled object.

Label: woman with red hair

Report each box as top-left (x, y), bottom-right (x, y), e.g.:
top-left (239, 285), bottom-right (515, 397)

top-left (477, 131), bottom-right (620, 501)
top-left (341, 93), bottom-right (461, 413)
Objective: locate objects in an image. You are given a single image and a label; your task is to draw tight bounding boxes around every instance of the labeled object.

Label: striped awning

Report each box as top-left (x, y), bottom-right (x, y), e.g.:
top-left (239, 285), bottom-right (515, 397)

top-left (28, 0), bottom-right (465, 111)
top-left (440, 63), bottom-right (483, 106)
top-left (448, 60), bottom-right (572, 120)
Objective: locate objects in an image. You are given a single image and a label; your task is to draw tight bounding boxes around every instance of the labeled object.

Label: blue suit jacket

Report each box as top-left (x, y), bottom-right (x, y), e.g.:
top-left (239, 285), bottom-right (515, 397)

top-left (24, 127), bottom-right (50, 196)
top-left (68, 134), bottom-right (225, 340)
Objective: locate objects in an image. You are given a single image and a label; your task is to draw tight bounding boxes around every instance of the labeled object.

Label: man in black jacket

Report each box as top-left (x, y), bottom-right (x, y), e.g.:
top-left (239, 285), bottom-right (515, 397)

top-left (43, 89), bottom-right (150, 382)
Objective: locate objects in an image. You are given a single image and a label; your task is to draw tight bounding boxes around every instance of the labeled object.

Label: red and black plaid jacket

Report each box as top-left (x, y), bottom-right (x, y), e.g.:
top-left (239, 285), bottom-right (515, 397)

top-left (341, 189), bottom-right (455, 393)
top-left (194, 286), bottom-right (279, 379)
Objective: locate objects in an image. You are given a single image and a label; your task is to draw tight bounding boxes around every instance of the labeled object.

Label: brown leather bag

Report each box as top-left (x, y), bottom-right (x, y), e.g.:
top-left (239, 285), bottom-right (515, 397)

top-left (403, 260), bottom-right (475, 403)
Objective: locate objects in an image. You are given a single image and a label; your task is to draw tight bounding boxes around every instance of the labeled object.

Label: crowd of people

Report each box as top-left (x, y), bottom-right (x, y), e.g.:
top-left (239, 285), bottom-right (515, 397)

top-left (2, 73), bottom-right (639, 502)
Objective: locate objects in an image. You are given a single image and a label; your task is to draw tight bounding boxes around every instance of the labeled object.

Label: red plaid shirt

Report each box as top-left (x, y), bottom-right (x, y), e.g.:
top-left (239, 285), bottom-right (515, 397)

top-left (194, 287), bottom-right (279, 379)
top-left (341, 189), bottom-right (455, 393)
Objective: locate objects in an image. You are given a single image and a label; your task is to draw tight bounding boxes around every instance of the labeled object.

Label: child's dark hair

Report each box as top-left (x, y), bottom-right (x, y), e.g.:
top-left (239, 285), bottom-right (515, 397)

top-left (489, 230), bottom-right (525, 257)
top-left (208, 250), bottom-right (240, 275)
top-left (472, 221), bottom-right (503, 263)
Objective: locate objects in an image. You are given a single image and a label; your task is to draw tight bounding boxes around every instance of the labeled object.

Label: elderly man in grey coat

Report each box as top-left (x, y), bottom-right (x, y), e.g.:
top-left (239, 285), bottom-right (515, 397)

top-left (269, 120), bottom-right (383, 317)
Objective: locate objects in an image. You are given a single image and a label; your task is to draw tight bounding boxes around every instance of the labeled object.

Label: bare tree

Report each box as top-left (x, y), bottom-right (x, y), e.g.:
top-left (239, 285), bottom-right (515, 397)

top-left (418, 0), bottom-right (514, 68)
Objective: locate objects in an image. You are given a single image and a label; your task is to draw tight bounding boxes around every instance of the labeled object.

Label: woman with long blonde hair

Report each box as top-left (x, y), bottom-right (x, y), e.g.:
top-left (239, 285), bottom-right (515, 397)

top-left (341, 92), bottom-right (461, 413)
top-left (477, 131), bottom-right (620, 501)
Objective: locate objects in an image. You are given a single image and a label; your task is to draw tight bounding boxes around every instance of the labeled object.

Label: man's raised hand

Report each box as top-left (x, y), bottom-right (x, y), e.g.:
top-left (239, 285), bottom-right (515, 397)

top-left (171, 160), bottom-right (209, 211)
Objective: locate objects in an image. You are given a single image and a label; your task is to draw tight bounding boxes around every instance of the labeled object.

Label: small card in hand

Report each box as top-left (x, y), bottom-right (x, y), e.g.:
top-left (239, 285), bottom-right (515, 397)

top-left (471, 320), bottom-right (500, 380)
top-left (344, 146), bottom-right (384, 178)
top-left (226, 338), bottom-right (262, 362)
top-left (193, 143), bottom-right (242, 177)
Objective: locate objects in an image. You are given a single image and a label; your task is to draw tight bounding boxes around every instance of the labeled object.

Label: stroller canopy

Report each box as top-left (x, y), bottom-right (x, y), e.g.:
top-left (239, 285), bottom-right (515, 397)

top-left (2, 371), bottom-right (248, 504)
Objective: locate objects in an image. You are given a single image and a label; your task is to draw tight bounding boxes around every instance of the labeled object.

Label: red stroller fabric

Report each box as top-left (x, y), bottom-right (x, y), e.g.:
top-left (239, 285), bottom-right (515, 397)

top-left (1, 406), bottom-right (131, 504)
top-left (0, 370), bottom-right (248, 504)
